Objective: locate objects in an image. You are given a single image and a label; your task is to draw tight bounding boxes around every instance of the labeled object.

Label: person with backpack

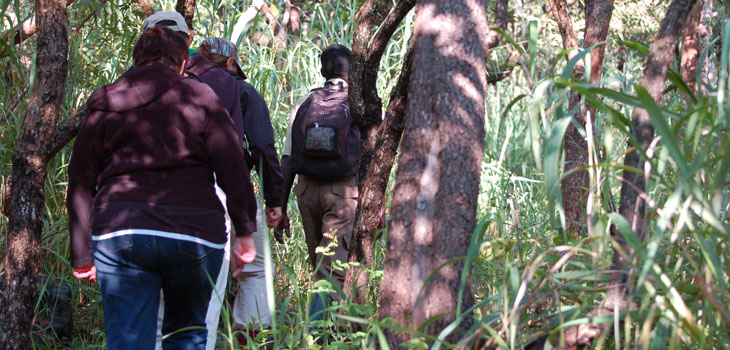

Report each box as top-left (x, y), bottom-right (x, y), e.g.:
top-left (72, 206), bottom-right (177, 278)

top-left (196, 37), bottom-right (285, 345)
top-left (278, 44), bottom-right (359, 326)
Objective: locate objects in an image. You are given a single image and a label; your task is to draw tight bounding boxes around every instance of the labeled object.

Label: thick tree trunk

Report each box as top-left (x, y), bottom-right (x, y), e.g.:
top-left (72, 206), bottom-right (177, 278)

top-left (563, 0), bottom-right (696, 347)
top-left (343, 0), bottom-right (415, 305)
top-left (378, 0), bottom-right (490, 347)
top-left (0, 0), bottom-right (69, 348)
top-left (176, 0), bottom-right (196, 29)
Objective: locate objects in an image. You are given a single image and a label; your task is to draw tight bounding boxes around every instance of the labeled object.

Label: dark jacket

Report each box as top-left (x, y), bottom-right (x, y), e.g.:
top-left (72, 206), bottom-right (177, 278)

top-left (186, 53), bottom-right (244, 142)
top-left (67, 63), bottom-right (257, 268)
top-left (227, 71), bottom-right (284, 207)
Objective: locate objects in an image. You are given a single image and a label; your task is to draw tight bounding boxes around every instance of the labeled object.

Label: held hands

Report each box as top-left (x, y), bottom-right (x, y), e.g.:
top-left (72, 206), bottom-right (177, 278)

top-left (73, 264), bottom-right (97, 283)
top-left (265, 206), bottom-right (283, 228)
top-left (273, 214), bottom-right (291, 244)
top-left (231, 234), bottom-right (257, 278)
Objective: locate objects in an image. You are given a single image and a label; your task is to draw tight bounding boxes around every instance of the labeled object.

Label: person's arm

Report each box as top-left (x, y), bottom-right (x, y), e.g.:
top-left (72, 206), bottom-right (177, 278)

top-left (67, 110), bottom-right (105, 280)
top-left (274, 155), bottom-right (296, 243)
top-left (202, 94), bottom-right (258, 256)
top-left (241, 85), bottom-right (284, 210)
top-left (273, 93), bottom-right (310, 242)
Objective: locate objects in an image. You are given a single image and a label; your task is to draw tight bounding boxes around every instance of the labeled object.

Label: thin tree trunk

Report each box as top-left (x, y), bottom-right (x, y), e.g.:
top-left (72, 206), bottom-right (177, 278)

top-left (0, 0), bottom-right (74, 58)
top-left (343, 0), bottom-right (415, 305)
top-left (550, 0), bottom-right (613, 237)
top-left (136, 0), bottom-right (154, 16)
top-left (584, 0), bottom-right (613, 85)
top-left (0, 0), bottom-right (69, 348)
top-left (176, 0), bottom-right (196, 29)
top-left (681, 0), bottom-right (704, 95)
top-left (378, 0), bottom-right (490, 347)
top-left (344, 40), bottom-right (413, 305)
top-left (563, 0), bottom-right (696, 347)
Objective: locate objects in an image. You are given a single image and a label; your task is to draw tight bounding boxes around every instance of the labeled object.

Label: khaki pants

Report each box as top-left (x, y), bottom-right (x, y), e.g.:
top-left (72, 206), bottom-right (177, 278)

top-left (294, 175), bottom-right (358, 292)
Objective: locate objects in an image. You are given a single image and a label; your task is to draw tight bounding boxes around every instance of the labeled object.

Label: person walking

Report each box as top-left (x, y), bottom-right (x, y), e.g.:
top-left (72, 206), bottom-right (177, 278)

top-left (68, 27), bottom-right (258, 350)
top-left (278, 44), bottom-right (359, 330)
top-left (142, 12), bottom-right (249, 349)
top-left (197, 37), bottom-right (285, 345)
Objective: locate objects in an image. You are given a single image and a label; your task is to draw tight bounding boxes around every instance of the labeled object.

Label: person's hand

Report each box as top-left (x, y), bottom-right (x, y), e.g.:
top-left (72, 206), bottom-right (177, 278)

top-left (231, 234), bottom-right (257, 278)
top-left (273, 214), bottom-right (290, 244)
top-left (265, 206), bottom-right (283, 228)
top-left (73, 264), bottom-right (97, 283)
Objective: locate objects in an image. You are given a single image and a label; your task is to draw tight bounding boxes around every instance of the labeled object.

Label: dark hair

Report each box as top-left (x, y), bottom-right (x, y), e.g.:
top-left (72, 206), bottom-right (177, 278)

top-left (320, 44), bottom-right (351, 80)
top-left (133, 26), bottom-right (189, 70)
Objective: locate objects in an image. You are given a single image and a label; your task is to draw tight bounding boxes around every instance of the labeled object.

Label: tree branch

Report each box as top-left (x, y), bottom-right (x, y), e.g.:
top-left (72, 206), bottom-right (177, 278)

top-left (175, 0), bottom-right (196, 29)
top-left (45, 105), bottom-right (88, 159)
top-left (349, 0), bottom-right (394, 130)
top-left (136, 0), bottom-right (154, 16)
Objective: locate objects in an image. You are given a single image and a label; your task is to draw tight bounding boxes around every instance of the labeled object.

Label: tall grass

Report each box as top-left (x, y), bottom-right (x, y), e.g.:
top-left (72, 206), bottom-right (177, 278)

top-left (1, 0), bottom-right (729, 349)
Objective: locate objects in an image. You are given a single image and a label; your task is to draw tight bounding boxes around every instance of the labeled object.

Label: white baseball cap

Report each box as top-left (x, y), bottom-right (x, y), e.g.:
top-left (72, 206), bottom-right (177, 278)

top-left (143, 11), bottom-right (189, 33)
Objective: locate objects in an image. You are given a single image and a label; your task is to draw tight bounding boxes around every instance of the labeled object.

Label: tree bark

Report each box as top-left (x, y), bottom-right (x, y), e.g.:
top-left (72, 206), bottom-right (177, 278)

top-left (0, 0), bottom-right (73, 58)
top-left (563, 0), bottom-right (696, 347)
top-left (0, 0), bottom-right (69, 349)
top-left (550, 0), bottom-right (613, 238)
top-left (175, 0), bottom-right (196, 30)
top-left (378, 0), bottom-right (490, 347)
top-left (343, 0), bottom-right (415, 305)
top-left (45, 105), bottom-right (88, 158)
top-left (136, 0), bottom-right (154, 16)
top-left (680, 0), bottom-right (703, 95)
top-left (618, 0), bottom-right (695, 243)
top-left (343, 40), bottom-right (413, 306)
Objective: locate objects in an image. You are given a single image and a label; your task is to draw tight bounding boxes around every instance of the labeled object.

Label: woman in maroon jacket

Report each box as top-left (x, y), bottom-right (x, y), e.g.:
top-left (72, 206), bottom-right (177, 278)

top-left (67, 27), bottom-right (257, 350)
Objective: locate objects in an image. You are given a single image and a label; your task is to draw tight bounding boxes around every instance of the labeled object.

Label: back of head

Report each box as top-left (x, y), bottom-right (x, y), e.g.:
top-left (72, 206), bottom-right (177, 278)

top-left (133, 26), bottom-right (189, 70)
top-left (197, 38), bottom-right (247, 80)
top-left (320, 44), bottom-right (351, 81)
top-left (143, 10), bottom-right (190, 44)
top-left (197, 43), bottom-right (229, 69)
top-left (143, 10), bottom-right (189, 33)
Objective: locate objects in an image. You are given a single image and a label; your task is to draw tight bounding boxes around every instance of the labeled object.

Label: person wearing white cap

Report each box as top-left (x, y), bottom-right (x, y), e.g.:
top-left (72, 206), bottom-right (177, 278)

top-left (143, 10), bottom-right (250, 350)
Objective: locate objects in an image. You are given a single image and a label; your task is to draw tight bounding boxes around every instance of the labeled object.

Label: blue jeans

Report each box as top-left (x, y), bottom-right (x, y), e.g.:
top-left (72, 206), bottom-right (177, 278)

top-left (93, 234), bottom-right (224, 350)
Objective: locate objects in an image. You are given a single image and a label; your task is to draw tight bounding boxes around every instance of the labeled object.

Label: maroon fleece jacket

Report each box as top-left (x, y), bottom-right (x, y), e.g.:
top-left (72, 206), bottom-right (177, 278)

top-left (67, 62), bottom-right (257, 268)
top-left (186, 53), bottom-right (244, 143)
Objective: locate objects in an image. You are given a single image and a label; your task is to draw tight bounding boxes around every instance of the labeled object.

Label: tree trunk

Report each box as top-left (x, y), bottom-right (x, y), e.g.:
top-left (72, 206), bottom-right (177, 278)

top-left (0, 0), bottom-right (74, 58)
top-left (176, 0), bottom-right (196, 29)
top-left (617, 0), bottom-right (695, 244)
top-left (378, 0), bottom-right (490, 347)
top-left (0, 0), bottom-right (68, 348)
top-left (563, 0), bottom-right (696, 347)
top-left (680, 0), bottom-right (704, 95)
top-left (550, 0), bottom-right (613, 237)
top-left (136, 0), bottom-right (154, 16)
top-left (343, 0), bottom-right (415, 305)
top-left (343, 40), bottom-right (413, 306)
